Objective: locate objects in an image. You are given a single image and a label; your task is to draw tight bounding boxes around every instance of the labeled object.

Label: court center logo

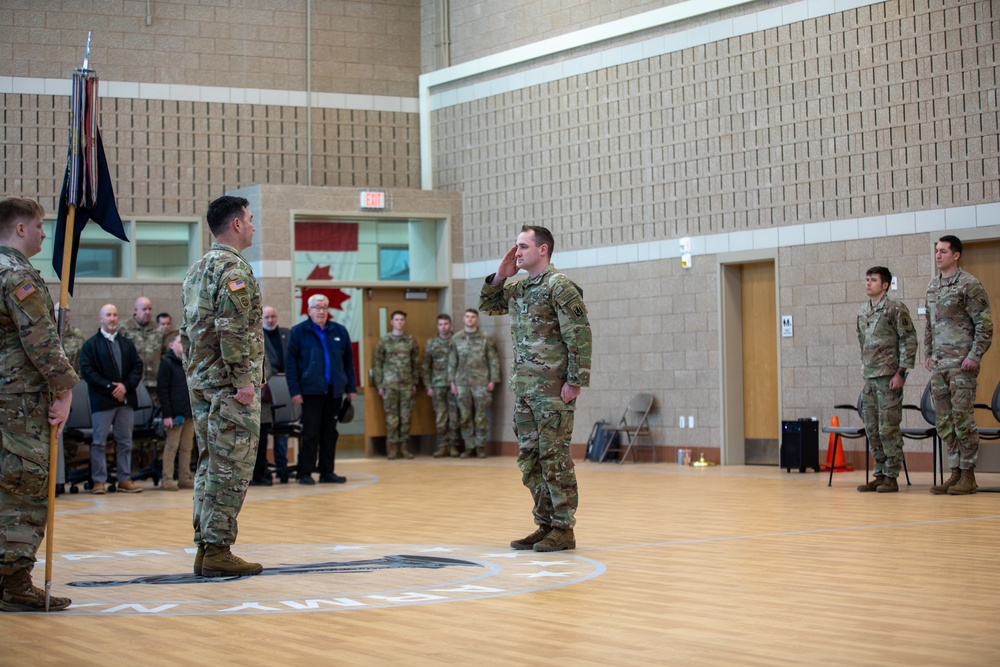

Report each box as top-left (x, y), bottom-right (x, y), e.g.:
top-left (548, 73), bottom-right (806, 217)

top-left (54, 543), bottom-right (605, 616)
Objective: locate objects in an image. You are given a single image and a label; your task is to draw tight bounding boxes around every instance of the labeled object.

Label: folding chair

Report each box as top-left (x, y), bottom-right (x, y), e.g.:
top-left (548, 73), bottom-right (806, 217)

top-left (601, 393), bottom-right (655, 463)
top-left (902, 382), bottom-right (942, 485)
top-left (974, 379), bottom-right (1000, 493)
top-left (821, 394), bottom-right (867, 488)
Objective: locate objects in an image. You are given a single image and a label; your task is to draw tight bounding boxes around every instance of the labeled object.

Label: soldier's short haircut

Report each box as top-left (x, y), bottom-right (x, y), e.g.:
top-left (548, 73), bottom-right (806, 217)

top-left (465, 308), bottom-right (479, 316)
top-left (307, 294), bottom-right (329, 308)
top-left (391, 310), bottom-right (407, 319)
top-left (521, 224), bottom-right (555, 258)
top-left (0, 197), bottom-right (44, 237)
top-left (437, 313), bottom-right (451, 322)
top-left (865, 266), bottom-right (892, 285)
top-left (206, 195), bottom-right (249, 237)
top-left (938, 234), bottom-right (963, 255)
top-left (156, 312), bottom-right (171, 322)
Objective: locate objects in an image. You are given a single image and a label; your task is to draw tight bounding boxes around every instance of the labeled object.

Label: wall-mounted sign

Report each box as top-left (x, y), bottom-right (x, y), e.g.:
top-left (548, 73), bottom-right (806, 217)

top-left (360, 191), bottom-right (387, 210)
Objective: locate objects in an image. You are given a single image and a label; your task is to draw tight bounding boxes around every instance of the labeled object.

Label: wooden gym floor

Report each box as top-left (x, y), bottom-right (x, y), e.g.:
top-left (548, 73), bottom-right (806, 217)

top-left (5, 457), bottom-right (999, 667)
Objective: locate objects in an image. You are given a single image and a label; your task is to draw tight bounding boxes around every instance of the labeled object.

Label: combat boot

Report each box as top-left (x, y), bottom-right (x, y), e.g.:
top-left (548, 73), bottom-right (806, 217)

top-left (930, 468), bottom-right (962, 495)
top-left (476, 447), bottom-right (487, 459)
top-left (857, 475), bottom-right (884, 492)
top-left (387, 443), bottom-right (398, 461)
top-left (947, 469), bottom-right (978, 495)
top-left (448, 445), bottom-right (461, 457)
top-left (0, 569), bottom-right (71, 612)
top-left (432, 447), bottom-right (448, 458)
top-left (459, 449), bottom-right (472, 459)
top-left (533, 527), bottom-right (576, 552)
top-left (876, 476), bottom-right (898, 493)
top-left (200, 544), bottom-right (263, 577)
top-left (401, 443), bottom-right (414, 460)
top-left (193, 544), bottom-right (206, 576)
top-left (510, 525), bottom-right (551, 550)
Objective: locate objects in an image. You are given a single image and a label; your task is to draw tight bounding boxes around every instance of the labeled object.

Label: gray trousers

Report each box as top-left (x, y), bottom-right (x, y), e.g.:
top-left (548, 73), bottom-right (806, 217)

top-left (90, 406), bottom-right (135, 483)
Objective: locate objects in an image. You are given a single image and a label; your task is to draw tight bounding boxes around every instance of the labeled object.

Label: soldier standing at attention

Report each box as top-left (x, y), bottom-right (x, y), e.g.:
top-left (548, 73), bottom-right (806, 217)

top-left (423, 314), bottom-right (461, 458)
top-left (855, 267), bottom-right (917, 493)
top-left (480, 225), bottom-right (592, 552)
top-left (449, 308), bottom-right (500, 458)
top-left (0, 197), bottom-right (78, 611)
top-left (374, 311), bottom-right (420, 460)
top-left (925, 235), bottom-right (993, 495)
top-left (119, 295), bottom-right (167, 404)
top-left (181, 195), bottom-right (265, 577)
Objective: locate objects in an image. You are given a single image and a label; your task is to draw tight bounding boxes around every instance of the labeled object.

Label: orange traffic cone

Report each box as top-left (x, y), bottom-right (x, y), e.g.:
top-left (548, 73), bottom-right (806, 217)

top-left (820, 416), bottom-right (854, 472)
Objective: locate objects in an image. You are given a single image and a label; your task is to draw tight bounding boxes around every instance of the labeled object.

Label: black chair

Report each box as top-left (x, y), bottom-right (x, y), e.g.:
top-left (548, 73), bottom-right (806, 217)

top-left (64, 380), bottom-right (94, 494)
top-left (130, 383), bottom-right (163, 486)
top-left (973, 379), bottom-right (1000, 493)
top-left (601, 393), bottom-right (655, 463)
top-left (901, 382), bottom-right (943, 485)
top-left (821, 395), bottom-right (867, 488)
top-left (266, 375), bottom-right (301, 482)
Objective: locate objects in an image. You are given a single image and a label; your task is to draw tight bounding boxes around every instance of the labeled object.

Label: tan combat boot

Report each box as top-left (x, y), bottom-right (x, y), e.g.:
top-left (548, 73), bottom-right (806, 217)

top-left (857, 475), bottom-right (884, 492)
top-left (947, 469), bottom-right (978, 495)
top-left (448, 445), bottom-right (461, 457)
top-left (193, 544), bottom-right (206, 576)
top-left (930, 468), bottom-right (962, 495)
top-left (200, 544), bottom-right (263, 577)
top-left (510, 525), bottom-right (552, 550)
top-left (876, 476), bottom-right (898, 493)
top-left (476, 447), bottom-right (487, 459)
top-left (401, 443), bottom-right (414, 460)
top-left (432, 447), bottom-right (448, 458)
top-left (533, 527), bottom-right (576, 552)
top-left (387, 443), bottom-right (398, 461)
top-left (0, 569), bottom-right (72, 612)
top-left (459, 448), bottom-right (472, 459)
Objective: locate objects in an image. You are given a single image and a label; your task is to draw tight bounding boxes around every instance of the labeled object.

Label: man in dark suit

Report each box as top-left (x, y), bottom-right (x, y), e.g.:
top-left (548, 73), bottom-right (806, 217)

top-left (79, 303), bottom-right (145, 494)
top-left (262, 305), bottom-right (291, 472)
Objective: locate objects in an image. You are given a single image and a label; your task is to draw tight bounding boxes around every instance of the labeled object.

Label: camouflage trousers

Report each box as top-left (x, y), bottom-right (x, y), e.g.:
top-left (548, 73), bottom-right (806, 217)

top-left (190, 386), bottom-right (260, 546)
top-left (0, 393), bottom-right (51, 574)
top-left (930, 365), bottom-right (980, 469)
top-left (430, 386), bottom-right (460, 449)
top-left (512, 396), bottom-right (578, 529)
top-left (382, 386), bottom-right (413, 448)
top-left (860, 375), bottom-right (904, 478)
top-left (456, 385), bottom-right (493, 451)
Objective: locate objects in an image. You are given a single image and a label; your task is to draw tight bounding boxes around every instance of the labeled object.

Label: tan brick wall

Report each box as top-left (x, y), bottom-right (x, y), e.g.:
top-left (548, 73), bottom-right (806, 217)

top-left (2, 0), bottom-right (421, 96)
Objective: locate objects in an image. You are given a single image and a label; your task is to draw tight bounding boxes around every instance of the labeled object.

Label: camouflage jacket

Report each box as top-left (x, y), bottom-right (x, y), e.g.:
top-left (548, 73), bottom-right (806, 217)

top-left (62, 326), bottom-right (85, 375)
top-left (119, 317), bottom-right (166, 387)
top-left (857, 295), bottom-right (917, 379)
top-left (448, 328), bottom-right (500, 387)
top-left (422, 334), bottom-right (454, 388)
top-left (0, 246), bottom-right (78, 395)
top-left (924, 268), bottom-right (993, 366)
top-left (374, 332), bottom-right (419, 388)
top-left (180, 242), bottom-right (264, 390)
top-left (480, 264), bottom-right (592, 409)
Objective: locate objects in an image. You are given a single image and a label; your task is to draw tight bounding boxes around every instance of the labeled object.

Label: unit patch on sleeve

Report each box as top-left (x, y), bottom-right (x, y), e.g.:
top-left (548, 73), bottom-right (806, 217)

top-left (228, 279), bottom-right (246, 292)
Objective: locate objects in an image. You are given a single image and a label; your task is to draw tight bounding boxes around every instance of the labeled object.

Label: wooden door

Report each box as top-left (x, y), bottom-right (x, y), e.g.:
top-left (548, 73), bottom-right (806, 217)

top-left (741, 261), bottom-right (779, 464)
top-left (362, 288), bottom-right (439, 455)
top-left (960, 239), bottom-right (1000, 427)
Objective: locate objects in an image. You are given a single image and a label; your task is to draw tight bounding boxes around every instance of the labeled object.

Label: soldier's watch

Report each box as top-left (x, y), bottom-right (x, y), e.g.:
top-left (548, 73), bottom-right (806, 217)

top-left (895, 368), bottom-right (907, 379)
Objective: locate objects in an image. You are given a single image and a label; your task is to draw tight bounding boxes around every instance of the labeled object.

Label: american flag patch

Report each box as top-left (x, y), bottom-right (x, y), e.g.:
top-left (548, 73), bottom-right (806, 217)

top-left (228, 279), bottom-right (246, 292)
top-left (14, 282), bottom-right (37, 301)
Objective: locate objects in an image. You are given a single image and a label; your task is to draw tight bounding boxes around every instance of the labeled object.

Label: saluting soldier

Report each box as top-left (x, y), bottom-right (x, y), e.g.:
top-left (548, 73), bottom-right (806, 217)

top-left (423, 314), bottom-right (461, 458)
top-left (0, 197), bottom-right (78, 611)
top-left (448, 308), bottom-right (500, 459)
top-left (481, 225), bottom-right (592, 553)
top-left (924, 235), bottom-right (993, 495)
top-left (374, 311), bottom-right (420, 460)
top-left (855, 266), bottom-right (917, 493)
top-left (181, 195), bottom-right (265, 577)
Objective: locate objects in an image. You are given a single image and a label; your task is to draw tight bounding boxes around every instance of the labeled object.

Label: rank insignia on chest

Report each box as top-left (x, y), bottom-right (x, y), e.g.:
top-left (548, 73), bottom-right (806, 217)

top-left (14, 281), bottom-right (37, 301)
top-left (228, 279), bottom-right (246, 292)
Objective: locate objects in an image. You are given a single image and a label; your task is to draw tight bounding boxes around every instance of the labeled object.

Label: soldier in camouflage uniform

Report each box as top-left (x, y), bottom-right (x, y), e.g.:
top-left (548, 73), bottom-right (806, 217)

top-left (481, 225), bottom-right (592, 552)
top-left (0, 197), bottom-right (78, 611)
top-left (119, 295), bottom-right (167, 404)
top-left (374, 311), bottom-right (420, 460)
top-left (855, 267), bottom-right (917, 493)
top-left (449, 309), bottom-right (500, 458)
top-left (423, 314), bottom-right (461, 458)
top-left (54, 307), bottom-right (85, 487)
top-left (924, 236), bottom-right (993, 495)
top-left (180, 195), bottom-right (265, 577)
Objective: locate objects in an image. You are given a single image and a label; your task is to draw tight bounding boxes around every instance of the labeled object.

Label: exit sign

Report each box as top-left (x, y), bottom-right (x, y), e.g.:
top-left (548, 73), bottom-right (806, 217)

top-left (360, 191), bottom-right (386, 209)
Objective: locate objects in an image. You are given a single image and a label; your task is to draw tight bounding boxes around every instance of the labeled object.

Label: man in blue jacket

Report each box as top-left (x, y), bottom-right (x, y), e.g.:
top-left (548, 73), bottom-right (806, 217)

top-left (79, 303), bottom-right (145, 494)
top-left (286, 294), bottom-right (357, 484)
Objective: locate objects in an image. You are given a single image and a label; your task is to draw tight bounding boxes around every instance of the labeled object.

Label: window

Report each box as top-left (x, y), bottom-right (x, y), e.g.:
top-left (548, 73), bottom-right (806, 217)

top-left (33, 218), bottom-right (200, 281)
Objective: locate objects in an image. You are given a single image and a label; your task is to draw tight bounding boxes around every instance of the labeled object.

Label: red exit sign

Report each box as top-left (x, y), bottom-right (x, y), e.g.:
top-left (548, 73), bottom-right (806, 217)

top-left (360, 191), bottom-right (386, 209)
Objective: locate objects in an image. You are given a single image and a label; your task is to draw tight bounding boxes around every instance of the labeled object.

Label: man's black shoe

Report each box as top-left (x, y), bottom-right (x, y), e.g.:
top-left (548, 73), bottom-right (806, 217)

top-left (298, 475), bottom-right (315, 485)
top-left (319, 473), bottom-right (347, 484)
top-left (251, 476), bottom-right (273, 486)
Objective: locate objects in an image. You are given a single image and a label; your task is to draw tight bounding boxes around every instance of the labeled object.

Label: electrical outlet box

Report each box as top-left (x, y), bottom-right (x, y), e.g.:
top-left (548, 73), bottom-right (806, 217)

top-left (679, 416), bottom-right (685, 428)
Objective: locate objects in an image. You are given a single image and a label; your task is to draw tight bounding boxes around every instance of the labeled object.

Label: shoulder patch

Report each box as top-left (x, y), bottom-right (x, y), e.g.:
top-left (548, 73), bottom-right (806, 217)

top-left (14, 281), bottom-right (37, 301)
top-left (228, 279), bottom-right (246, 292)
